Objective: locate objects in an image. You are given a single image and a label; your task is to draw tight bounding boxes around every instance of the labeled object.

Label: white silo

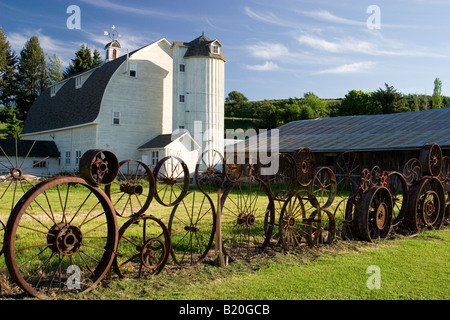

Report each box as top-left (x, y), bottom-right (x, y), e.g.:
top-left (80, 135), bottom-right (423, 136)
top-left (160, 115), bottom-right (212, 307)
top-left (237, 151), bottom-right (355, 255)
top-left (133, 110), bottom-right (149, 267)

top-left (172, 34), bottom-right (226, 155)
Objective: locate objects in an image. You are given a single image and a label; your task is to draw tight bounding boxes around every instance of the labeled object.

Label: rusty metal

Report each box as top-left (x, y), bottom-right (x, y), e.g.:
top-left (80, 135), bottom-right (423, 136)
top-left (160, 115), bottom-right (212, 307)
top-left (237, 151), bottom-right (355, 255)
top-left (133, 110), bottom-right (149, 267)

top-left (386, 171), bottom-right (409, 228)
top-left (278, 190), bottom-right (320, 251)
top-left (168, 191), bottom-right (216, 267)
top-left (153, 155), bottom-right (189, 207)
top-left (0, 219), bottom-right (5, 256)
top-left (334, 151), bottom-right (362, 194)
top-left (305, 208), bottom-right (336, 245)
top-left (308, 166), bottom-right (337, 209)
top-left (105, 159), bottom-right (155, 218)
top-left (113, 215), bottom-right (170, 278)
top-left (405, 176), bottom-right (445, 232)
top-left (220, 178), bottom-right (275, 259)
top-left (79, 149), bottom-right (119, 186)
top-left (224, 152), bottom-right (244, 182)
top-left (294, 147), bottom-right (316, 186)
top-left (360, 168), bottom-right (372, 192)
top-left (370, 165), bottom-right (382, 185)
top-left (263, 152), bottom-right (297, 201)
top-left (195, 149), bottom-right (225, 194)
top-left (354, 186), bottom-right (393, 242)
top-left (4, 176), bottom-right (118, 298)
top-left (419, 143), bottom-right (442, 177)
top-left (402, 158), bottom-right (422, 185)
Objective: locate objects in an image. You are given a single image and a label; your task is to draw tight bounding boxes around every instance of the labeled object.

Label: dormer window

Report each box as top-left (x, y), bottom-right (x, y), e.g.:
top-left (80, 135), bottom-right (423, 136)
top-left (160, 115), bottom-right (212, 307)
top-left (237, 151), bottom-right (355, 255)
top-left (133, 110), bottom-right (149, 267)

top-left (50, 86), bottom-right (56, 97)
top-left (211, 44), bottom-right (220, 54)
top-left (75, 76), bottom-right (82, 89)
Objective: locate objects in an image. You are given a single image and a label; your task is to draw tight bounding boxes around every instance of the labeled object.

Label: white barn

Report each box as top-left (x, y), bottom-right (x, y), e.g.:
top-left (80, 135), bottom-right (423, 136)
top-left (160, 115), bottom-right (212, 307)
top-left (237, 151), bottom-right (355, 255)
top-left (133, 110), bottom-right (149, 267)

top-left (21, 34), bottom-right (226, 174)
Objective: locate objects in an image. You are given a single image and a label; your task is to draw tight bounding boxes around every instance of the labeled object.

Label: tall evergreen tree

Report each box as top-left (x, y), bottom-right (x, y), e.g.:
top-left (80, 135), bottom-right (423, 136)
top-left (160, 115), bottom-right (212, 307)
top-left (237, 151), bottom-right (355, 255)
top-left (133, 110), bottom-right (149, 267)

top-left (0, 27), bottom-right (18, 108)
top-left (46, 53), bottom-right (63, 85)
top-left (371, 83), bottom-right (407, 114)
top-left (15, 35), bottom-right (47, 121)
top-left (64, 44), bottom-right (103, 77)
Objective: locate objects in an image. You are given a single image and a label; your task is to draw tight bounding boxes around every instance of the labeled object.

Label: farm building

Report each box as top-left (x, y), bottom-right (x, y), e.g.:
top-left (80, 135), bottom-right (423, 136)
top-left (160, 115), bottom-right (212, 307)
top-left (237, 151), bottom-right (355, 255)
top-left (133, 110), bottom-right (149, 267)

top-left (0, 139), bottom-right (59, 178)
top-left (231, 107), bottom-right (450, 174)
top-left (20, 33), bottom-right (226, 175)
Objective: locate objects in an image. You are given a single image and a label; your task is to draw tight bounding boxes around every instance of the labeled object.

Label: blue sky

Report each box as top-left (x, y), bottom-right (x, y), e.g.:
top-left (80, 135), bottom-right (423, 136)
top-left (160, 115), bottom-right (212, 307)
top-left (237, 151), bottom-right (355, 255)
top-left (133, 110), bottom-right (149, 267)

top-left (1, 0), bottom-right (450, 100)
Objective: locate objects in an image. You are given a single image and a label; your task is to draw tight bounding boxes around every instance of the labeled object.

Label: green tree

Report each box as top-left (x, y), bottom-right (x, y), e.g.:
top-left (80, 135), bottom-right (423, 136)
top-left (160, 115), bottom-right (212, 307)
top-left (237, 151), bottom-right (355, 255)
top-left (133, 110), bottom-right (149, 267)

top-left (432, 78), bottom-right (443, 109)
top-left (92, 49), bottom-right (103, 68)
top-left (302, 92), bottom-right (328, 118)
top-left (64, 44), bottom-right (103, 77)
top-left (46, 54), bottom-right (63, 85)
top-left (3, 105), bottom-right (22, 139)
top-left (226, 91), bottom-right (248, 104)
top-left (16, 35), bottom-right (47, 121)
top-left (371, 83), bottom-right (407, 114)
top-left (0, 27), bottom-right (18, 108)
top-left (338, 90), bottom-right (375, 116)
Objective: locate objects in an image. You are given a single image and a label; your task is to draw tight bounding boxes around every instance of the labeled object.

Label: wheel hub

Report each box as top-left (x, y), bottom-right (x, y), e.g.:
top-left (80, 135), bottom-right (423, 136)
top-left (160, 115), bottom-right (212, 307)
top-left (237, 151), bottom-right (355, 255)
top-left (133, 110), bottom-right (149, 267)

top-left (375, 203), bottom-right (387, 230)
top-left (48, 223), bottom-right (83, 256)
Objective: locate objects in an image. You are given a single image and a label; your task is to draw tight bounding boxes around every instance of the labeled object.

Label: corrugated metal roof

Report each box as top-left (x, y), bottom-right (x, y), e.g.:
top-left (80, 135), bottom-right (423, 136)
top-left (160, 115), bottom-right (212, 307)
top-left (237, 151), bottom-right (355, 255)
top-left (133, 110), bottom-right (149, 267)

top-left (235, 108), bottom-right (450, 153)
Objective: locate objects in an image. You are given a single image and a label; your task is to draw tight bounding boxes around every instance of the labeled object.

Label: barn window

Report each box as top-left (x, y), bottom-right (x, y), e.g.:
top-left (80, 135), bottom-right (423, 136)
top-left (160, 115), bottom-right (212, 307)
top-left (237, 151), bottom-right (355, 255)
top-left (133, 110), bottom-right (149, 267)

top-left (65, 151), bottom-right (71, 165)
top-left (179, 64), bottom-right (185, 72)
top-left (129, 63), bottom-right (137, 77)
top-left (75, 76), bottom-right (82, 89)
top-left (112, 111), bottom-right (121, 125)
top-left (179, 95), bottom-right (185, 102)
top-left (152, 151), bottom-right (159, 166)
top-left (50, 86), bottom-right (56, 97)
top-left (33, 160), bottom-right (46, 168)
top-left (75, 151), bottom-right (82, 164)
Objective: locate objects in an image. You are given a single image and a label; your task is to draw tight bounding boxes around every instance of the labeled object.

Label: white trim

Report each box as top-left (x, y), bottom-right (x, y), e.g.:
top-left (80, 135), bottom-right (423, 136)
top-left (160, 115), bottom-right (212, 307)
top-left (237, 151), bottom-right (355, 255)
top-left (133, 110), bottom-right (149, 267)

top-left (20, 122), bottom-right (97, 137)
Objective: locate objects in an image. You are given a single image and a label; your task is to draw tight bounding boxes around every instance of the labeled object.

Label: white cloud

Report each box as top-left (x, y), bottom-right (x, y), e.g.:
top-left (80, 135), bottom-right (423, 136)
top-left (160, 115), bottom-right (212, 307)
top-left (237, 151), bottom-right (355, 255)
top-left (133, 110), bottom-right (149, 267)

top-left (298, 9), bottom-right (365, 27)
top-left (245, 61), bottom-right (279, 71)
top-left (316, 61), bottom-right (376, 74)
top-left (298, 34), bottom-right (375, 54)
top-left (246, 42), bottom-right (292, 60)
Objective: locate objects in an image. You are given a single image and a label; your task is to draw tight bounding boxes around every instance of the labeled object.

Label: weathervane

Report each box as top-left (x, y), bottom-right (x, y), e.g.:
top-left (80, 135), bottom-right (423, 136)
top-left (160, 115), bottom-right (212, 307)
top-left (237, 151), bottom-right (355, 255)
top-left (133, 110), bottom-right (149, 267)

top-left (104, 25), bottom-right (120, 41)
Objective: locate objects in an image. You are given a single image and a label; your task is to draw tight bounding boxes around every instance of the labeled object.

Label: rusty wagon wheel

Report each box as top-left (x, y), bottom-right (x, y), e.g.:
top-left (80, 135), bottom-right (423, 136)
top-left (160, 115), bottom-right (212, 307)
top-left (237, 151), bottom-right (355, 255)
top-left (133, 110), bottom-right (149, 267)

top-left (405, 176), bottom-right (445, 232)
top-left (195, 149), bottom-right (225, 194)
top-left (263, 152), bottom-right (297, 201)
top-left (105, 160), bottom-right (155, 218)
top-left (113, 215), bottom-right (170, 278)
top-left (419, 143), bottom-right (442, 177)
top-left (153, 156), bottom-right (189, 207)
top-left (278, 190), bottom-right (320, 251)
top-left (305, 208), bottom-right (336, 246)
top-left (308, 166), bottom-right (337, 209)
top-left (386, 171), bottom-right (409, 228)
top-left (0, 219), bottom-right (5, 256)
top-left (402, 158), bottom-right (422, 185)
top-left (354, 186), bottom-right (393, 242)
top-left (370, 165), bottom-right (382, 186)
top-left (0, 139), bottom-right (51, 222)
top-left (294, 147), bottom-right (316, 187)
top-left (79, 149), bottom-right (119, 186)
top-left (335, 151), bottom-right (362, 194)
top-left (4, 176), bottom-right (118, 299)
top-left (220, 178), bottom-right (275, 260)
top-left (224, 152), bottom-right (244, 182)
top-left (359, 168), bottom-right (372, 192)
top-left (168, 191), bottom-right (216, 267)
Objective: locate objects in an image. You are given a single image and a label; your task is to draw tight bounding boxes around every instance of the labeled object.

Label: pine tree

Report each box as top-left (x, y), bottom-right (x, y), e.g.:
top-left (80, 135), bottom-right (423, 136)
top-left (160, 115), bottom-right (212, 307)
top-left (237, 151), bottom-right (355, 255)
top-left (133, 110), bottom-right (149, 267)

top-left (0, 27), bottom-right (18, 108)
top-left (15, 35), bottom-right (47, 121)
top-left (64, 44), bottom-right (103, 77)
top-left (92, 49), bottom-right (103, 68)
top-left (46, 53), bottom-right (63, 85)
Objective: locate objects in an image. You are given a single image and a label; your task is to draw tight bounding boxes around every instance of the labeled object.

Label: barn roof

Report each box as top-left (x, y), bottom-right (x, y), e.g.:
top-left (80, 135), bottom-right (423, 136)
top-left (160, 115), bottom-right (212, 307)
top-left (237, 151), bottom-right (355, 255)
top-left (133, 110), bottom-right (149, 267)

top-left (21, 54), bottom-right (129, 135)
top-left (239, 108), bottom-right (450, 153)
top-left (0, 139), bottom-right (59, 158)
